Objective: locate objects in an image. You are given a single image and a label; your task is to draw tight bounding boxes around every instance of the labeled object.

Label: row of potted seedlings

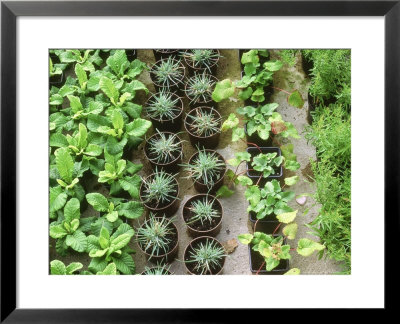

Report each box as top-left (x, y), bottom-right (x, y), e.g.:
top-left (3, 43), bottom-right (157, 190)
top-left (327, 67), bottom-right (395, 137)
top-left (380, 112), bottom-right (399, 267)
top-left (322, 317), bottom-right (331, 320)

top-left (136, 49), bottom-right (227, 275)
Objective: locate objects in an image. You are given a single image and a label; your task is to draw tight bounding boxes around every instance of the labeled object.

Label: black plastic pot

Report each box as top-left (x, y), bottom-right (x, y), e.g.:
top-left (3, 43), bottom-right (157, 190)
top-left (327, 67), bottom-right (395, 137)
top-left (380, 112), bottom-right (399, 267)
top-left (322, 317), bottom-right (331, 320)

top-left (249, 235), bottom-right (289, 275)
top-left (145, 93), bottom-right (184, 132)
top-left (244, 122), bottom-right (273, 147)
top-left (184, 107), bottom-right (221, 149)
top-left (139, 173), bottom-right (180, 217)
top-left (49, 72), bottom-right (64, 89)
top-left (150, 58), bottom-right (186, 95)
top-left (249, 211), bottom-right (280, 232)
top-left (188, 150), bottom-right (227, 194)
top-left (183, 49), bottom-right (220, 76)
top-left (246, 147), bottom-right (283, 187)
top-left (184, 74), bottom-right (218, 109)
top-left (144, 132), bottom-right (183, 173)
top-left (183, 236), bottom-right (226, 275)
top-left (137, 219), bottom-right (179, 264)
top-left (153, 49), bottom-right (179, 62)
top-left (182, 194), bottom-right (223, 238)
top-left (126, 49), bottom-right (137, 61)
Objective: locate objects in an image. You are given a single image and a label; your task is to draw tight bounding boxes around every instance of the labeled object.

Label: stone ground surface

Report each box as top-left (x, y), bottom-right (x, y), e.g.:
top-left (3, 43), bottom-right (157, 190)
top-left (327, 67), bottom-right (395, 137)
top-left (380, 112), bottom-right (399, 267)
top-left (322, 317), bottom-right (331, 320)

top-left (50, 49), bottom-right (344, 275)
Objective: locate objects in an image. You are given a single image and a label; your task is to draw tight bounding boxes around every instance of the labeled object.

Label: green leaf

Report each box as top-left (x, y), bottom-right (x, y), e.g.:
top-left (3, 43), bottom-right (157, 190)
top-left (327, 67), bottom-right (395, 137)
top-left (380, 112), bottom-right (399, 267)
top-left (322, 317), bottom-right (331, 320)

top-left (67, 95), bottom-right (83, 113)
top-left (84, 144), bottom-right (103, 157)
top-left (50, 260), bottom-right (66, 275)
top-left (110, 233), bottom-right (131, 253)
top-left (65, 230), bottom-right (87, 252)
top-left (65, 262), bottom-right (83, 275)
top-left (297, 238), bottom-right (325, 257)
top-left (260, 103), bottom-right (279, 115)
top-left (245, 185), bottom-right (261, 206)
top-left (106, 211), bottom-right (119, 222)
top-left (50, 224), bottom-right (68, 239)
top-left (238, 87), bottom-right (253, 101)
top-left (63, 198), bottom-right (80, 223)
top-left (284, 268), bottom-right (301, 275)
top-left (50, 94), bottom-right (63, 106)
top-left (88, 257), bottom-right (108, 273)
top-left (284, 176), bottom-right (299, 186)
top-left (106, 50), bottom-right (128, 76)
top-left (221, 113), bottom-right (239, 132)
top-left (285, 160), bottom-right (300, 171)
top-left (241, 50), bottom-right (259, 64)
top-left (97, 263), bottom-right (117, 275)
top-left (238, 233), bottom-right (253, 245)
top-left (227, 151), bottom-right (251, 167)
top-left (86, 193), bottom-right (109, 212)
top-left (50, 133), bottom-right (68, 148)
top-left (111, 110), bottom-right (124, 130)
top-left (55, 147), bottom-right (74, 183)
top-left (112, 253), bottom-right (135, 275)
top-left (117, 201), bottom-right (144, 219)
top-left (50, 187), bottom-right (68, 212)
top-left (282, 223), bottom-right (298, 240)
top-left (265, 257), bottom-right (280, 271)
top-left (127, 80), bottom-right (148, 94)
top-left (212, 79), bottom-right (235, 102)
top-left (235, 75), bottom-right (256, 88)
top-left (237, 106), bottom-right (256, 117)
top-left (264, 60), bottom-right (283, 71)
top-left (237, 175), bottom-right (253, 186)
top-left (215, 185), bottom-right (234, 198)
top-left (126, 118), bottom-right (151, 137)
top-left (288, 90), bottom-right (304, 108)
top-left (75, 63), bottom-right (87, 90)
top-left (276, 210), bottom-right (298, 224)
top-left (110, 223), bottom-right (135, 241)
top-left (119, 175), bottom-right (141, 198)
top-left (232, 127), bottom-right (245, 142)
top-left (100, 76), bottom-right (119, 104)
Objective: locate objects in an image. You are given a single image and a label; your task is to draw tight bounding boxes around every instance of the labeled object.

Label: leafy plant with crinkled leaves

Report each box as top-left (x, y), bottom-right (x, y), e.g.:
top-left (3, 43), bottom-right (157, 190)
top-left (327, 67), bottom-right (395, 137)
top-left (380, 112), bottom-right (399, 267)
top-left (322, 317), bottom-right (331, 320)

top-left (50, 123), bottom-right (103, 160)
top-left (97, 149), bottom-right (143, 197)
top-left (245, 180), bottom-right (295, 220)
top-left (49, 198), bottom-right (89, 254)
top-left (87, 109), bottom-right (151, 155)
top-left (86, 192), bottom-right (144, 223)
top-left (238, 231), bottom-right (325, 272)
top-left (58, 49), bottom-right (103, 72)
top-left (87, 223), bottom-right (136, 275)
top-left (49, 93), bottom-right (105, 133)
top-left (221, 103), bottom-right (299, 142)
top-left (50, 260), bottom-right (83, 275)
top-left (251, 152), bottom-right (284, 178)
top-left (49, 147), bottom-right (88, 215)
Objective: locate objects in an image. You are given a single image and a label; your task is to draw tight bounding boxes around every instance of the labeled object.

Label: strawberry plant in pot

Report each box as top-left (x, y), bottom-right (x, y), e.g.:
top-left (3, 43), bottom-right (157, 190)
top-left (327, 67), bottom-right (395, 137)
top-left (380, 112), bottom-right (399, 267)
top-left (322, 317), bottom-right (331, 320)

top-left (144, 91), bottom-right (184, 132)
top-left (184, 72), bottom-right (218, 108)
top-left (139, 170), bottom-right (180, 217)
top-left (153, 49), bottom-right (179, 62)
top-left (150, 57), bottom-right (186, 94)
top-left (182, 49), bottom-right (221, 76)
top-left (184, 107), bottom-right (222, 149)
top-left (181, 148), bottom-right (227, 194)
top-left (144, 131), bottom-right (184, 173)
top-left (141, 263), bottom-right (172, 275)
top-left (182, 194), bottom-right (223, 237)
top-left (183, 236), bottom-right (227, 275)
top-left (136, 214), bottom-right (179, 264)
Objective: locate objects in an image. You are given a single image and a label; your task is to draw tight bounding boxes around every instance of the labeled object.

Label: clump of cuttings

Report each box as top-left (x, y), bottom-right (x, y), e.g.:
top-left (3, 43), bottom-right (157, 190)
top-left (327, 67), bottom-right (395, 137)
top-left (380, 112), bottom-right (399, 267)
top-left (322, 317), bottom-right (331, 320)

top-left (141, 169), bottom-right (178, 208)
top-left (147, 131), bottom-right (183, 165)
top-left (185, 72), bottom-right (216, 104)
top-left (151, 57), bottom-right (185, 88)
top-left (185, 107), bottom-right (222, 137)
top-left (145, 91), bottom-right (181, 121)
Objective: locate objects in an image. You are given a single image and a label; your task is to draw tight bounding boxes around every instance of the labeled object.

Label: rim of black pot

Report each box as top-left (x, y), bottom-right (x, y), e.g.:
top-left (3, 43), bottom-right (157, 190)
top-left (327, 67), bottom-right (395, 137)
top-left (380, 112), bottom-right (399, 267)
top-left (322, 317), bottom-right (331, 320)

top-left (144, 132), bottom-right (183, 167)
top-left (187, 149), bottom-right (227, 187)
top-left (183, 235), bottom-right (226, 275)
top-left (184, 106), bottom-right (222, 139)
top-left (150, 58), bottom-right (186, 89)
top-left (184, 74), bottom-right (218, 104)
top-left (183, 49), bottom-right (220, 72)
top-left (145, 92), bottom-right (184, 122)
top-left (182, 194), bottom-right (223, 234)
top-left (137, 218), bottom-right (179, 260)
top-left (154, 49), bottom-right (179, 55)
top-left (140, 268), bottom-right (172, 275)
top-left (139, 173), bottom-right (180, 211)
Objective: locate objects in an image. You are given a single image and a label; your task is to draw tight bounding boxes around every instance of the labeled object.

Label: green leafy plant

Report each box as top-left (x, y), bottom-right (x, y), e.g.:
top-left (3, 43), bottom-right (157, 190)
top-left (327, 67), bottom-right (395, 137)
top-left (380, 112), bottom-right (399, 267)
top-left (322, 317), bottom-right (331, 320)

top-left (50, 260), bottom-right (83, 275)
top-left (49, 57), bottom-right (63, 78)
top-left (181, 149), bottom-right (226, 189)
top-left (146, 131), bottom-right (183, 164)
top-left (86, 193), bottom-right (144, 222)
top-left (251, 152), bottom-right (284, 178)
top-left (151, 56), bottom-right (184, 88)
top-left (185, 107), bottom-right (221, 137)
top-left (97, 150), bottom-right (142, 197)
top-left (141, 170), bottom-right (178, 207)
top-left (145, 91), bottom-right (181, 121)
top-left (88, 109), bottom-right (151, 154)
top-left (245, 180), bottom-right (295, 220)
top-left (185, 238), bottom-right (226, 275)
top-left (182, 49), bottom-right (221, 72)
top-left (87, 223), bottom-right (135, 275)
top-left (58, 49), bottom-right (103, 72)
top-left (50, 198), bottom-right (88, 254)
top-left (185, 72), bottom-right (216, 104)
top-left (185, 196), bottom-right (220, 227)
top-left (137, 214), bottom-right (177, 258)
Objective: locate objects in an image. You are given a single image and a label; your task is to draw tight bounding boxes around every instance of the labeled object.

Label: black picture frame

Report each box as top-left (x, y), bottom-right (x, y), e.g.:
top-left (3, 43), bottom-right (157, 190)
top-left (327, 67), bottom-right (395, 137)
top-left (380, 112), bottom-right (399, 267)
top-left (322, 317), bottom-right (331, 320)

top-left (1, 0), bottom-right (397, 321)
